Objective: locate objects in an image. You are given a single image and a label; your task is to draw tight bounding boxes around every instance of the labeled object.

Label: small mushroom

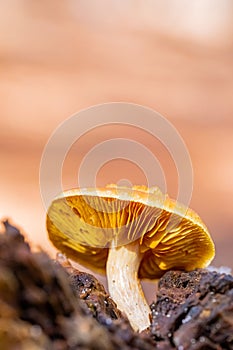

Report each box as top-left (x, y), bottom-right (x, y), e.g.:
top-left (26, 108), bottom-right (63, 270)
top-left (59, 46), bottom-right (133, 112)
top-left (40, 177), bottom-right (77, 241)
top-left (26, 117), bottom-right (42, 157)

top-left (46, 185), bottom-right (215, 332)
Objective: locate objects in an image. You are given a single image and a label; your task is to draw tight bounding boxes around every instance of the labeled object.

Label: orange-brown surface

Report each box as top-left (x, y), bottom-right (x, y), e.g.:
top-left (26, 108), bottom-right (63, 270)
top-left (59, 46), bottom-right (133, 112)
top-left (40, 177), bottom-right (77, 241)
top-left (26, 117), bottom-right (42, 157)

top-left (0, 2), bottom-right (233, 299)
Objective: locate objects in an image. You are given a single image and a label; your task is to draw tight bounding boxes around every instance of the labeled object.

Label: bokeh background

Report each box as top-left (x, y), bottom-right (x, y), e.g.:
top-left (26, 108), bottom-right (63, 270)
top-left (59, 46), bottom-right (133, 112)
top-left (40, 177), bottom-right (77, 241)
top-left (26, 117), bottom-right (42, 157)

top-left (0, 1), bottom-right (233, 299)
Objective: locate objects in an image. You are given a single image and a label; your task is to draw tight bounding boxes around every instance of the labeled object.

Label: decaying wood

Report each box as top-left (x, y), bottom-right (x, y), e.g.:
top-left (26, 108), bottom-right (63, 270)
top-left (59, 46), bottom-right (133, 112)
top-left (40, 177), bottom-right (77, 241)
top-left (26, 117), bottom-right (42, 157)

top-left (0, 221), bottom-right (232, 349)
top-left (151, 270), bottom-right (233, 349)
top-left (0, 221), bottom-right (154, 350)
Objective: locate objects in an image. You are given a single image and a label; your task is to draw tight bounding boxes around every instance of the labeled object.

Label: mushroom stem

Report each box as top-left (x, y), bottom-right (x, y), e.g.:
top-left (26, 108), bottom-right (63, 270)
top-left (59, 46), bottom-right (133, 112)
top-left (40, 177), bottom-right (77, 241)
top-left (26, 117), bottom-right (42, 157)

top-left (106, 240), bottom-right (151, 332)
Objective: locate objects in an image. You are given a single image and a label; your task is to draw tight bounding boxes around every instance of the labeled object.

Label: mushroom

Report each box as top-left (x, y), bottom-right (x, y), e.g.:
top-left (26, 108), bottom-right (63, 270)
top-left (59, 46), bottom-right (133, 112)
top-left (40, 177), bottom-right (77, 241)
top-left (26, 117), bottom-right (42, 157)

top-left (46, 185), bottom-right (215, 332)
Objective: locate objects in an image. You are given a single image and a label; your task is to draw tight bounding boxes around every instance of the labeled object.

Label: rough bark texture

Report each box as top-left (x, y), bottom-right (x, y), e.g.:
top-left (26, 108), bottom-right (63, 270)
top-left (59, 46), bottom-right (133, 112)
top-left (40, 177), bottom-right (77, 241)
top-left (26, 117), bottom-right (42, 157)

top-left (0, 220), bottom-right (232, 349)
top-left (150, 270), bottom-right (233, 349)
top-left (0, 221), bottom-right (155, 350)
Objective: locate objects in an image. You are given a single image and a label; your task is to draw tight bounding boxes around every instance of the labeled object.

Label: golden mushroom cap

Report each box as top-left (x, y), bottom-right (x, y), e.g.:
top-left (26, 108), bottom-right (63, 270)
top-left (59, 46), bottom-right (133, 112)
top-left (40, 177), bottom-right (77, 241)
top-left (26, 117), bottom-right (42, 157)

top-left (46, 185), bottom-right (215, 278)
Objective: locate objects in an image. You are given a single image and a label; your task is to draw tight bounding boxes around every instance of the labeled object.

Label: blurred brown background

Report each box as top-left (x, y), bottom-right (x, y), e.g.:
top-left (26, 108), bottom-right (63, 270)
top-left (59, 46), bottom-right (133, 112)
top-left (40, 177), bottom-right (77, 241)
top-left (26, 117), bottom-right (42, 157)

top-left (0, 1), bottom-right (233, 297)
